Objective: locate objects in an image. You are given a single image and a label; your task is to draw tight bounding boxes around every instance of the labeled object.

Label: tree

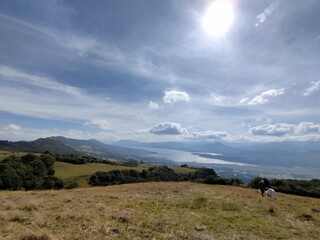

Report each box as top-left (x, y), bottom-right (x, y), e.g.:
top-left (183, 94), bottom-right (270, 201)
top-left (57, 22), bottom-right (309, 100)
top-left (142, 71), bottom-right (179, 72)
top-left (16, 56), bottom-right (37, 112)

top-left (21, 153), bottom-right (37, 164)
top-left (29, 159), bottom-right (47, 178)
top-left (191, 168), bottom-right (218, 181)
top-left (40, 154), bottom-right (55, 175)
top-left (0, 164), bottom-right (22, 190)
top-left (0, 153), bottom-right (63, 191)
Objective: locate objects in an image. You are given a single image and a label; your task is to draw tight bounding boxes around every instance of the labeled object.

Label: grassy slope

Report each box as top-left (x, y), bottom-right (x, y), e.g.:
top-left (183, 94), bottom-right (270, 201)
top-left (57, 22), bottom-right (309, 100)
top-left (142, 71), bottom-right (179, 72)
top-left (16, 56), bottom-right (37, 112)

top-left (2, 151), bottom-right (196, 187)
top-left (54, 162), bottom-right (196, 187)
top-left (0, 182), bottom-right (319, 240)
top-left (54, 161), bottom-right (147, 187)
top-left (0, 151), bottom-right (33, 161)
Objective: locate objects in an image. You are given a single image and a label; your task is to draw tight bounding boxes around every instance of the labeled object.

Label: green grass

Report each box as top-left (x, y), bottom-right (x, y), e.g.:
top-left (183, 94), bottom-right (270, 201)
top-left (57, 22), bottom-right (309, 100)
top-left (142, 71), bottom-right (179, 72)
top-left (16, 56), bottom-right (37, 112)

top-left (54, 161), bottom-right (147, 179)
top-left (1, 151), bottom-right (196, 187)
top-left (0, 151), bottom-right (32, 161)
top-left (0, 182), bottom-right (319, 239)
top-left (54, 161), bottom-right (149, 187)
top-left (55, 162), bottom-right (196, 187)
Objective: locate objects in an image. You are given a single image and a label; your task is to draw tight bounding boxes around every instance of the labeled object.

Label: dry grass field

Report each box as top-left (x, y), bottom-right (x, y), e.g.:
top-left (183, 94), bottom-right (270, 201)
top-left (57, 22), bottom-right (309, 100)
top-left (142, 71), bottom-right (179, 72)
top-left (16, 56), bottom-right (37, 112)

top-left (0, 182), bottom-right (319, 240)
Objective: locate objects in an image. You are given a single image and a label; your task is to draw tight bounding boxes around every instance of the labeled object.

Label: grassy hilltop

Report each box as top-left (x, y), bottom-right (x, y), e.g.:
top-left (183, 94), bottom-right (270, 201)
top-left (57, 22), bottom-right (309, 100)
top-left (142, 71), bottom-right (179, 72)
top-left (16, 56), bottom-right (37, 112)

top-left (1, 182), bottom-right (319, 240)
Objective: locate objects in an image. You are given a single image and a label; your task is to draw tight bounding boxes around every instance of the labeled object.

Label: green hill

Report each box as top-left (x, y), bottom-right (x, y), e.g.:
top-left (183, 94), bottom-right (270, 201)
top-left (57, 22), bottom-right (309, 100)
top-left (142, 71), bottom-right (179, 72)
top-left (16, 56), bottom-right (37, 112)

top-left (0, 182), bottom-right (319, 239)
top-left (0, 137), bottom-right (154, 161)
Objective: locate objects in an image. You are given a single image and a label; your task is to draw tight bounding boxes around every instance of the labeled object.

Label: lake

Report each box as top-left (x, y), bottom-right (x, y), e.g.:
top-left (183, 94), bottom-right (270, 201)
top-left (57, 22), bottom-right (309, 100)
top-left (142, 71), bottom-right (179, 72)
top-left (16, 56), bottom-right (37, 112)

top-left (141, 147), bottom-right (320, 181)
top-left (143, 147), bottom-right (254, 166)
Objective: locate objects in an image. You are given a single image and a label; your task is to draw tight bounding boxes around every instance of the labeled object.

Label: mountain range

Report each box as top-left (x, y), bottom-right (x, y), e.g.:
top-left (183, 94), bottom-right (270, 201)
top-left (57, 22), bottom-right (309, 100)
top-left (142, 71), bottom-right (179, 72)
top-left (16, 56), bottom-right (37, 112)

top-left (1, 137), bottom-right (320, 168)
top-left (0, 137), bottom-right (151, 159)
top-left (115, 139), bottom-right (320, 168)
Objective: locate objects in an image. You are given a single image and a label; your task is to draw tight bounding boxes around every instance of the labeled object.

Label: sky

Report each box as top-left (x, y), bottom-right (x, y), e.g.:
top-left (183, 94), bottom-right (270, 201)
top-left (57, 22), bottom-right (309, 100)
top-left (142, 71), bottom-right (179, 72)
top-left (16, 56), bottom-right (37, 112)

top-left (0, 0), bottom-right (319, 143)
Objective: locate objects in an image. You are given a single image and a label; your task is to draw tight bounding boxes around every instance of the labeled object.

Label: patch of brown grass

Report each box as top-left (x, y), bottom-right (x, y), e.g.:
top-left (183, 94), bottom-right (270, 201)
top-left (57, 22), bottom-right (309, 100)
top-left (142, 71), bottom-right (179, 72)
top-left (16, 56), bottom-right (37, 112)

top-left (0, 182), bottom-right (320, 239)
top-left (311, 207), bottom-right (320, 213)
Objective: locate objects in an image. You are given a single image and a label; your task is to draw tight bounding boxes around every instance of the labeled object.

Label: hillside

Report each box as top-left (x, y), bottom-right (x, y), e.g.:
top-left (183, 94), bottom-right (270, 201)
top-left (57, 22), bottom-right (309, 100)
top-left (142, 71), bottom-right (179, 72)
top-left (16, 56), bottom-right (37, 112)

top-left (0, 182), bottom-right (319, 240)
top-left (54, 161), bottom-right (195, 188)
top-left (0, 139), bottom-right (78, 155)
top-left (0, 137), bottom-right (155, 162)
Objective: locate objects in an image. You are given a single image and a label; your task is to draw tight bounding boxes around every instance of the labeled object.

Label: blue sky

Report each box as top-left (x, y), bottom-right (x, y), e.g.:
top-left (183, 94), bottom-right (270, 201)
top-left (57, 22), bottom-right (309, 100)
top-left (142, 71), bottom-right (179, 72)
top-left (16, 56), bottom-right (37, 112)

top-left (0, 0), bottom-right (319, 143)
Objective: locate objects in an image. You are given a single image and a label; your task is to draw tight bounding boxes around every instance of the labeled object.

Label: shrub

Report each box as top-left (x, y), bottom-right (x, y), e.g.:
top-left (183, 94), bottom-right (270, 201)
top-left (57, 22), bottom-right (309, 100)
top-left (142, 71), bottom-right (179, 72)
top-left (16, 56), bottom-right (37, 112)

top-left (0, 153), bottom-right (63, 191)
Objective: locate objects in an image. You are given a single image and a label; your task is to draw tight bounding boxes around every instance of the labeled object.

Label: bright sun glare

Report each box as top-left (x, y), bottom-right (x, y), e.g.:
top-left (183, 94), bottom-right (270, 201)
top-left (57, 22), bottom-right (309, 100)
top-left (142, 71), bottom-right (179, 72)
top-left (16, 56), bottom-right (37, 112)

top-left (202, 0), bottom-right (234, 37)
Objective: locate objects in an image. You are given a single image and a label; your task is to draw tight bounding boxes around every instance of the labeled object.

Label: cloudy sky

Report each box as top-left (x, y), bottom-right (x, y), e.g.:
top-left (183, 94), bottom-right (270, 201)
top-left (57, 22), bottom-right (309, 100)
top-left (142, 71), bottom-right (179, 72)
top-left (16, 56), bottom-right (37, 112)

top-left (0, 0), bottom-right (319, 143)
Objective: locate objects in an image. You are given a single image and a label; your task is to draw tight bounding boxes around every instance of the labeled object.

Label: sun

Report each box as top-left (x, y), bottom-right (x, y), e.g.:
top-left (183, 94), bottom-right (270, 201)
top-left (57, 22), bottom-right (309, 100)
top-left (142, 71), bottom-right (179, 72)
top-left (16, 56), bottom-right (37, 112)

top-left (202, 0), bottom-right (234, 37)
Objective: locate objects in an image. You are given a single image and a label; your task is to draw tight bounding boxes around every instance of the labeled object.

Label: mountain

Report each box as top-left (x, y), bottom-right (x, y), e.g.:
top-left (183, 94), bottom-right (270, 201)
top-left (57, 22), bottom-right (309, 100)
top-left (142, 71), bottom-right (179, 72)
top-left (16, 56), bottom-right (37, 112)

top-left (0, 137), bottom-right (154, 161)
top-left (115, 140), bottom-right (238, 154)
top-left (0, 138), bottom-right (79, 155)
top-left (115, 140), bottom-right (320, 168)
top-left (1, 137), bottom-right (320, 168)
top-left (49, 136), bottom-right (153, 158)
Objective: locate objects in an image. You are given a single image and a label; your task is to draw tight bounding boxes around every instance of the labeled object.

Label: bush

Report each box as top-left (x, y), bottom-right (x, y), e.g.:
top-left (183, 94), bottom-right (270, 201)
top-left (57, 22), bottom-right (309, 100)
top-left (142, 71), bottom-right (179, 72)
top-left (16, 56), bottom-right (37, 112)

top-left (64, 180), bottom-right (78, 189)
top-left (0, 153), bottom-right (63, 191)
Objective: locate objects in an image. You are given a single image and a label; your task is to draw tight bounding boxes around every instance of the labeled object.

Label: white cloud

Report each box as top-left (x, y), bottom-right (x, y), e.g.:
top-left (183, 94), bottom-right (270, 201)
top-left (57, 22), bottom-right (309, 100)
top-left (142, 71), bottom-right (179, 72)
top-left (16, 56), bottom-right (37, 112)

top-left (303, 81), bottom-right (320, 96)
top-left (148, 122), bottom-right (230, 140)
top-left (239, 97), bottom-right (249, 104)
top-left (149, 122), bottom-right (187, 135)
top-left (295, 122), bottom-right (320, 135)
top-left (0, 66), bottom-right (147, 125)
top-left (148, 101), bottom-right (159, 110)
top-left (6, 124), bottom-right (22, 131)
top-left (249, 122), bottom-right (320, 138)
top-left (84, 119), bottom-right (110, 130)
top-left (0, 65), bottom-right (81, 96)
top-left (241, 88), bottom-right (285, 105)
top-left (255, 1), bottom-right (279, 27)
top-left (163, 90), bottom-right (190, 104)
top-left (249, 123), bottom-right (294, 136)
top-left (188, 130), bottom-right (229, 140)
top-left (0, 13), bottom-right (184, 88)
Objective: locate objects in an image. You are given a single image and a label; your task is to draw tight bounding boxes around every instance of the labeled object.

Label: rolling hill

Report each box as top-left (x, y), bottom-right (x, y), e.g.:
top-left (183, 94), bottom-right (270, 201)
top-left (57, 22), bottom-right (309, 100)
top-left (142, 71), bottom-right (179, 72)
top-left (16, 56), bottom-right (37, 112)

top-left (0, 182), bottom-right (319, 239)
top-left (0, 137), bottom-right (153, 160)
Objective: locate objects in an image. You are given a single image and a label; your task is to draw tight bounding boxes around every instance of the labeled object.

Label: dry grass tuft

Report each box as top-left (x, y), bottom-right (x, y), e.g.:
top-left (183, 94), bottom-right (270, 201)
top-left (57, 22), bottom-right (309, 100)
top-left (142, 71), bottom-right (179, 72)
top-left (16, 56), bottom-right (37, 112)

top-left (311, 207), bottom-right (320, 213)
top-left (268, 207), bottom-right (275, 213)
top-left (20, 204), bottom-right (38, 212)
top-left (9, 211), bottom-right (28, 223)
top-left (299, 213), bottom-right (314, 221)
top-left (191, 196), bottom-right (208, 209)
top-left (112, 215), bottom-right (129, 223)
top-left (20, 232), bottom-right (51, 240)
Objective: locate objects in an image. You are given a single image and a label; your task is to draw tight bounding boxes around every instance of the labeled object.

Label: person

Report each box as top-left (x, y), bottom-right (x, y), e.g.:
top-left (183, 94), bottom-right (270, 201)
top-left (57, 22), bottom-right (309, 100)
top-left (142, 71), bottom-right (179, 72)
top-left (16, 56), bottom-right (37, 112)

top-left (258, 179), bottom-right (266, 196)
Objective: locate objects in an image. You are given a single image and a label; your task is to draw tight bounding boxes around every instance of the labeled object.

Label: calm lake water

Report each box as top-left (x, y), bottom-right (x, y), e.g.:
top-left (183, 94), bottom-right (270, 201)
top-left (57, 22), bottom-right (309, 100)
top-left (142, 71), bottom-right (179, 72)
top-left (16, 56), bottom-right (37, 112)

top-left (141, 147), bottom-right (320, 181)
top-left (143, 147), bottom-right (254, 166)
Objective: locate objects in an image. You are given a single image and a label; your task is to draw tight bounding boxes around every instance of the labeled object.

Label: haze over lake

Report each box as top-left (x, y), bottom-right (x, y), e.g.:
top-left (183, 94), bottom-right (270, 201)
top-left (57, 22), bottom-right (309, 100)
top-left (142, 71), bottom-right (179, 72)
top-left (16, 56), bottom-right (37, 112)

top-left (140, 147), bottom-right (320, 181)
top-left (142, 147), bottom-right (254, 166)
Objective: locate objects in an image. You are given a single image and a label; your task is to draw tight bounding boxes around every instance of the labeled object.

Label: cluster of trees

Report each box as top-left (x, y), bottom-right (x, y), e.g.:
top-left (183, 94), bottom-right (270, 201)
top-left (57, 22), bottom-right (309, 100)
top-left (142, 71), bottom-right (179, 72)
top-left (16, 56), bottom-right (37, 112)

top-left (89, 166), bottom-right (180, 186)
top-left (55, 154), bottom-right (89, 164)
top-left (89, 166), bottom-right (244, 187)
top-left (249, 177), bottom-right (320, 198)
top-left (53, 153), bottom-right (138, 167)
top-left (0, 153), bottom-right (63, 190)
